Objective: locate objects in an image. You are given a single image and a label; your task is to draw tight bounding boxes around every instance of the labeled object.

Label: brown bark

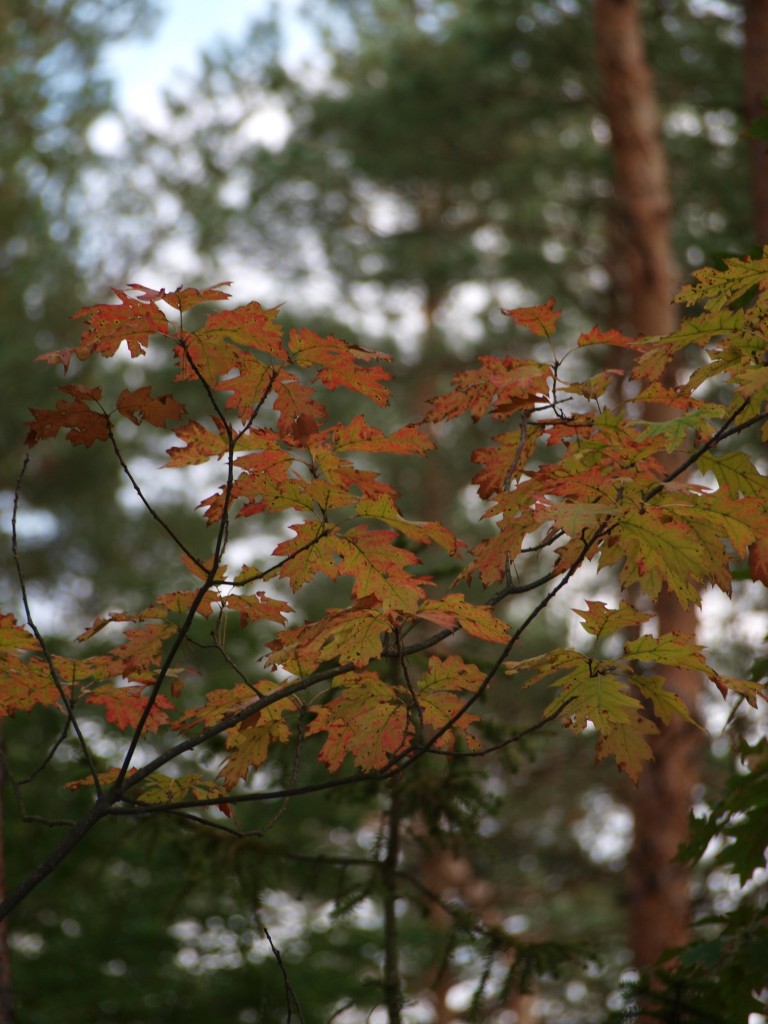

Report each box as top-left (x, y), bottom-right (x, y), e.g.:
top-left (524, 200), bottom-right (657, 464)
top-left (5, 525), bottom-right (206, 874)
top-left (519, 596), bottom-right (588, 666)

top-left (594, 0), bottom-right (704, 975)
top-left (594, 0), bottom-right (678, 337)
top-left (744, 0), bottom-right (768, 243)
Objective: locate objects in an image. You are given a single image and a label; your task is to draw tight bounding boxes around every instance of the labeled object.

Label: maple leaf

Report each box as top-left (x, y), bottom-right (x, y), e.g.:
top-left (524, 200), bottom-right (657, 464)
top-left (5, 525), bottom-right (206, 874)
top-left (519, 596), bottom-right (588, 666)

top-left (334, 526), bottom-right (430, 613)
top-left (165, 418), bottom-right (231, 466)
top-left (414, 595), bottom-right (509, 643)
top-left (220, 592), bottom-right (292, 627)
top-left (0, 615), bottom-right (40, 652)
top-left (116, 386), bottom-right (185, 427)
top-left (0, 655), bottom-right (63, 716)
top-left (175, 682), bottom-right (269, 731)
top-left (327, 416), bottom-right (434, 457)
top-left (307, 672), bottom-right (409, 772)
top-left (270, 522), bottom-right (338, 589)
top-left (635, 676), bottom-right (699, 727)
top-left (273, 374), bottom-right (327, 440)
top-left (506, 650), bottom-right (667, 779)
top-left (180, 552), bottom-right (229, 584)
top-left (594, 714), bottom-right (658, 784)
top-left (426, 356), bottom-right (551, 423)
top-left (697, 450), bottom-right (768, 498)
top-left (267, 598), bottom-right (389, 674)
top-left (562, 369), bottom-right (625, 401)
top-left (65, 767), bottom-right (137, 792)
top-left (416, 655), bottom-right (485, 751)
top-left (633, 310), bottom-right (744, 382)
top-left (289, 328), bottom-right (392, 406)
top-left (71, 289), bottom-right (171, 359)
top-left (26, 389), bottom-right (110, 447)
top-left (575, 601), bottom-right (654, 639)
top-left (501, 298), bottom-right (561, 336)
top-left (198, 301), bottom-right (286, 362)
top-left (218, 705), bottom-right (293, 788)
top-left (137, 773), bottom-right (229, 805)
top-left (676, 251), bottom-right (768, 310)
top-left (356, 495), bottom-right (462, 555)
top-left (748, 535), bottom-right (768, 587)
top-left (461, 499), bottom-right (539, 585)
top-left (577, 325), bottom-right (640, 349)
top-left (84, 685), bottom-right (173, 732)
top-left (601, 507), bottom-right (705, 607)
top-left (128, 282), bottom-right (233, 311)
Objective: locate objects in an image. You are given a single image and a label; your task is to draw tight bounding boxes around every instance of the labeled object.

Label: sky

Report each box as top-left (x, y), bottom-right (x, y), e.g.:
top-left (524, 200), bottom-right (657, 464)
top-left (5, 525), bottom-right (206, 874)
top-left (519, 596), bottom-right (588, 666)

top-left (101, 0), bottom-right (311, 122)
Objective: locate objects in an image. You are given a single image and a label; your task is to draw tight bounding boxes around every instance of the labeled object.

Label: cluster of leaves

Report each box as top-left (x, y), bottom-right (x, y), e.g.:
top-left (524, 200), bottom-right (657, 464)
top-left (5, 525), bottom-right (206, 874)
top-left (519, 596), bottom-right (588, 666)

top-left (3, 252), bottom-right (768, 921)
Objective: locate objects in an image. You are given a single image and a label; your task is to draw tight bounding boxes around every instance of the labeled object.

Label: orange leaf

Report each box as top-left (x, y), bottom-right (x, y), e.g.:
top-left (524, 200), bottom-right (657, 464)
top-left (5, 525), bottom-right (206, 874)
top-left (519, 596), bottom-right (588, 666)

top-left (117, 387), bottom-right (185, 427)
top-left (501, 298), bottom-right (561, 336)
top-left (749, 535), bottom-right (768, 586)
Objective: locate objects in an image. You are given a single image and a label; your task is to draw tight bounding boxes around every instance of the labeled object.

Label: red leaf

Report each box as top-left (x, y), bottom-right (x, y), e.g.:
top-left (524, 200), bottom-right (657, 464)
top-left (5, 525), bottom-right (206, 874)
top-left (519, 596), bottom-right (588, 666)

top-left (117, 387), bottom-right (186, 427)
top-left (85, 686), bottom-right (173, 733)
top-left (128, 282), bottom-right (233, 311)
top-left (577, 325), bottom-right (639, 349)
top-left (26, 392), bottom-right (110, 448)
top-left (72, 289), bottom-right (171, 359)
top-left (501, 298), bottom-right (561, 336)
top-left (289, 328), bottom-right (392, 406)
top-left (749, 536), bottom-right (768, 587)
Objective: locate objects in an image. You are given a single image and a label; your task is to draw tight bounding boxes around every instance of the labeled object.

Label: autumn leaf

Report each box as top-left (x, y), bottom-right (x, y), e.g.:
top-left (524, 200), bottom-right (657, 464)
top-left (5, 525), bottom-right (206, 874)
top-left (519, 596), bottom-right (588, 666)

top-left (137, 773), bottom-right (230, 805)
top-left (267, 598), bottom-right (389, 674)
top-left (0, 615), bottom-right (40, 652)
top-left (501, 298), bottom-right (561, 336)
top-left (416, 655), bottom-right (484, 751)
top-left (0, 656), bottom-right (63, 716)
top-left (575, 601), bottom-right (654, 639)
top-left (26, 390), bottom-right (110, 447)
top-left (334, 526), bottom-right (430, 613)
top-left (594, 714), bottom-right (658, 784)
top-left (306, 672), bottom-right (408, 772)
top-left (749, 535), bottom-right (768, 586)
top-left (577, 325), bottom-right (639, 349)
top-left (117, 386), bottom-right (185, 427)
top-left (356, 494), bottom-right (462, 555)
top-left (71, 288), bottom-right (171, 359)
top-left (165, 418), bottom-right (231, 466)
top-left (426, 356), bottom-right (551, 422)
top-left (289, 327), bottom-right (392, 406)
top-left (198, 301), bottom-right (286, 360)
top-left (84, 685), bottom-right (173, 732)
top-left (327, 416), bottom-right (434, 457)
top-left (128, 282), bottom-right (233, 311)
top-left (415, 595), bottom-right (509, 643)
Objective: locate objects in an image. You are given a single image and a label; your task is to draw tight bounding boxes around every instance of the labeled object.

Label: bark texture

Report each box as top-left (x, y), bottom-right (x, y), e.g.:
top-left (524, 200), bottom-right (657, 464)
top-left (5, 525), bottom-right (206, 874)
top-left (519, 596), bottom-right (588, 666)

top-left (594, 0), bottom-right (704, 974)
top-left (745, 0), bottom-right (768, 243)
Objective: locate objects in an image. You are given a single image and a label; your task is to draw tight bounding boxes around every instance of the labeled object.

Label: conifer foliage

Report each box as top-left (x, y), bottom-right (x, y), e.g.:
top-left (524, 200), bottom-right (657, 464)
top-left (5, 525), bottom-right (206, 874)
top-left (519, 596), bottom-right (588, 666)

top-left (2, 256), bottom-right (768, 1008)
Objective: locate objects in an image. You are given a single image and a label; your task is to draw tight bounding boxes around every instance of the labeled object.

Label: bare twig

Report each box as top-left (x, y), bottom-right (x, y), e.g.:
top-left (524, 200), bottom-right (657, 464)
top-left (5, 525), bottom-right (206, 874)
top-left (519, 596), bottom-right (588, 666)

top-left (263, 926), bottom-right (306, 1024)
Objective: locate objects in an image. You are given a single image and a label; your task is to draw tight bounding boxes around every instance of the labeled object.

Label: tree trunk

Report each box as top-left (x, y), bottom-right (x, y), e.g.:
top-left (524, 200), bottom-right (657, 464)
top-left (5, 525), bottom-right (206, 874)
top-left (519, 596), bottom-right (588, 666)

top-left (744, 0), bottom-right (768, 244)
top-left (594, 0), bottom-right (704, 976)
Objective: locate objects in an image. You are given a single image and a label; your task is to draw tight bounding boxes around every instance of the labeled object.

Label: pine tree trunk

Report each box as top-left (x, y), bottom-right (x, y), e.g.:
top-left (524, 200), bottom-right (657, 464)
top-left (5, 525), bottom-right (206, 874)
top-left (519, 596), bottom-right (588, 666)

top-left (744, 0), bottom-right (768, 243)
top-left (594, 0), bottom-right (704, 976)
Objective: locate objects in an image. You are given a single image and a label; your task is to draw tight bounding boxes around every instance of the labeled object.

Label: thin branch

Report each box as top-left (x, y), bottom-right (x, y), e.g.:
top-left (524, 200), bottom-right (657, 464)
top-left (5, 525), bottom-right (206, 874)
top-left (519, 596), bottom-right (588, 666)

top-left (0, 797), bottom-right (113, 920)
top-left (11, 454), bottom-right (100, 791)
top-left (263, 927), bottom-right (306, 1024)
top-left (105, 419), bottom-right (204, 570)
top-left (417, 698), bottom-right (575, 758)
top-left (381, 785), bottom-right (403, 1024)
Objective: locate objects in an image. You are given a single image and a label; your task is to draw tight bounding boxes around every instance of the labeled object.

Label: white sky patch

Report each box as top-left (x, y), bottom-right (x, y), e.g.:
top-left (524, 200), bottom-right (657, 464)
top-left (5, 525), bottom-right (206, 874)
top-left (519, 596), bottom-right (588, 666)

top-left (93, 0), bottom-right (315, 150)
